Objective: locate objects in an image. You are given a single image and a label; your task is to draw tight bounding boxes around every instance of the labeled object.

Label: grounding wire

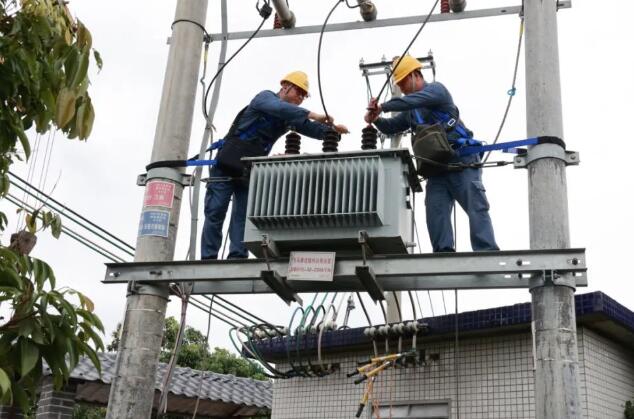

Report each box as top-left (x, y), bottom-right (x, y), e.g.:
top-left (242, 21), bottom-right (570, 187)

top-left (391, 291), bottom-right (403, 322)
top-left (412, 212), bottom-right (435, 317)
top-left (378, 299), bottom-right (388, 324)
top-left (407, 291), bottom-right (417, 321)
top-left (188, 297), bottom-right (246, 328)
top-left (211, 295), bottom-right (280, 331)
top-left (5, 194), bottom-right (126, 262)
top-left (230, 327), bottom-right (281, 378)
top-left (355, 292), bottom-right (373, 326)
top-left (483, 14), bottom-right (525, 164)
top-left (8, 178), bottom-right (135, 257)
top-left (202, 1), bottom-right (271, 120)
top-left (201, 295), bottom-right (280, 332)
top-left (316, 0), bottom-right (344, 123)
top-left (187, 0), bottom-right (228, 262)
top-left (373, 0), bottom-right (441, 103)
top-left (9, 172), bottom-right (135, 251)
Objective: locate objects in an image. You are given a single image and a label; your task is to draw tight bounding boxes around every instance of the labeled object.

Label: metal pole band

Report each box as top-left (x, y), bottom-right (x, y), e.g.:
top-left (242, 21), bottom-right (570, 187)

top-left (514, 144), bottom-right (580, 169)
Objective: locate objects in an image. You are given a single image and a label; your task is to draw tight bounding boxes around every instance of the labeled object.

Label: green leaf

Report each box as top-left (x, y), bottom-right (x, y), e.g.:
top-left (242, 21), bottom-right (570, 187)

top-left (25, 214), bottom-right (37, 233)
top-left (16, 124), bottom-right (31, 160)
top-left (19, 339), bottom-right (39, 376)
top-left (76, 20), bottom-right (92, 50)
top-left (0, 367), bottom-right (10, 393)
top-left (76, 96), bottom-right (95, 140)
top-left (78, 341), bottom-right (101, 373)
top-left (93, 49), bottom-right (103, 71)
top-left (70, 50), bottom-right (89, 89)
top-left (51, 214), bottom-right (62, 239)
top-left (55, 87), bottom-right (76, 128)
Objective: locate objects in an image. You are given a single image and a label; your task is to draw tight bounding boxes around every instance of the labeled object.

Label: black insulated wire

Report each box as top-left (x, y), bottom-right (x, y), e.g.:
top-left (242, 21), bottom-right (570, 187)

top-left (211, 295), bottom-right (281, 331)
top-left (202, 0), bottom-right (272, 120)
top-left (356, 292), bottom-right (373, 327)
top-left (8, 172), bottom-right (135, 252)
top-left (374, 0), bottom-right (441, 102)
top-left (4, 194), bottom-right (127, 263)
top-left (317, 0), bottom-right (344, 123)
top-left (392, 291), bottom-right (403, 322)
top-left (8, 179), bottom-right (136, 258)
top-left (171, 19), bottom-right (210, 41)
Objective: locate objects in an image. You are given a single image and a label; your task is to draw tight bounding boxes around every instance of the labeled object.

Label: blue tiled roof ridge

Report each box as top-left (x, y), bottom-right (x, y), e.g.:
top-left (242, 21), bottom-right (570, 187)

top-left (252, 291), bottom-right (634, 359)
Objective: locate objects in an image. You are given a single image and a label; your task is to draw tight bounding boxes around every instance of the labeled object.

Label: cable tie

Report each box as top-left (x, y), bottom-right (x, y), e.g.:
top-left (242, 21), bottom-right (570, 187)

top-left (258, 2), bottom-right (273, 19)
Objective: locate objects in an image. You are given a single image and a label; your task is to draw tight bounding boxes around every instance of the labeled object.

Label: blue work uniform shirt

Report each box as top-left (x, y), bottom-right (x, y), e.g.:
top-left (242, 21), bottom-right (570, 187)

top-left (374, 81), bottom-right (472, 141)
top-left (233, 90), bottom-right (330, 153)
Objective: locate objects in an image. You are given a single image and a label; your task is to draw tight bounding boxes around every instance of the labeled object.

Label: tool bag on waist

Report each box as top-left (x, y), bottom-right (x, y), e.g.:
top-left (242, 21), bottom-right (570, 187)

top-left (411, 123), bottom-right (455, 178)
top-left (215, 106), bottom-right (269, 178)
top-left (215, 136), bottom-right (267, 178)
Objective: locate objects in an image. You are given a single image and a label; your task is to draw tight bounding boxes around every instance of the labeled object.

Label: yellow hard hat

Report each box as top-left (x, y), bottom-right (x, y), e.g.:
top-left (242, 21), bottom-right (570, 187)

top-left (280, 71), bottom-right (309, 94)
top-left (392, 55), bottom-right (423, 84)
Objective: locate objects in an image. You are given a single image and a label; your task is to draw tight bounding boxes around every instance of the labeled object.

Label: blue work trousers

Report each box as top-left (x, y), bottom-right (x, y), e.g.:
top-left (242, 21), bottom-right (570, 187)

top-left (201, 166), bottom-right (249, 259)
top-left (424, 155), bottom-right (499, 252)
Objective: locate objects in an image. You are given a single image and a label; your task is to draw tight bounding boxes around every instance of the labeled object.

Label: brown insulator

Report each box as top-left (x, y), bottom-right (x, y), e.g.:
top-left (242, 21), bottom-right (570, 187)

top-left (441, 0), bottom-right (450, 13)
top-left (322, 129), bottom-right (340, 153)
top-left (285, 131), bottom-right (301, 154)
top-left (361, 125), bottom-right (378, 150)
top-left (273, 13), bottom-right (282, 29)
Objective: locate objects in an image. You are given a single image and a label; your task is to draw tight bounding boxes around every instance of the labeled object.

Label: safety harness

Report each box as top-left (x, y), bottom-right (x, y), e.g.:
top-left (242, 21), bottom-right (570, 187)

top-left (145, 106), bottom-right (275, 176)
top-left (410, 108), bottom-right (565, 178)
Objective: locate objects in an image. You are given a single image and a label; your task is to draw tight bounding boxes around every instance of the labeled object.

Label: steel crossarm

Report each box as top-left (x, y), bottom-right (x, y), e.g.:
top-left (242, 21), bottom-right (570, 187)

top-left (104, 248), bottom-right (586, 295)
top-left (208, 3), bottom-right (571, 42)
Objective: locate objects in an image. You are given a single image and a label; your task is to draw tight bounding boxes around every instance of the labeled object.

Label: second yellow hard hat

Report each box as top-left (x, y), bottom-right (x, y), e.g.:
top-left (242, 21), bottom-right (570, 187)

top-left (392, 55), bottom-right (423, 84)
top-left (280, 71), bottom-right (309, 94)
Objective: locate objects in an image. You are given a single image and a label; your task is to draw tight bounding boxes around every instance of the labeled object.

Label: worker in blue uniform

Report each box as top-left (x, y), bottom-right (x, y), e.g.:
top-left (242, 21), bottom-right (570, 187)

top-left (364, 55), bottom-right (498, 252)
top-left (202, 71), bottom-right (349, 259)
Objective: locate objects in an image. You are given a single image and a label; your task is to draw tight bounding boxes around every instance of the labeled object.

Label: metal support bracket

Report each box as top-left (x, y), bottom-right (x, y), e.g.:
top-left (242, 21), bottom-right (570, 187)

top-left (356, 230), bottom-right (385, 300)
top-left (358, 231), bottom-right (374, 264)
top-left (126, 280), bottom-right (170, 299)
top-left (529, 269), bottom-right (578, 290)
top-left (355, 265), bottom-right (384, 302)
top-left (513, 144), bottom-right (580, 169)
top-left (261, 270), bottom-right (302, 306)
top-left (137, 167), bottom-right (193, 186)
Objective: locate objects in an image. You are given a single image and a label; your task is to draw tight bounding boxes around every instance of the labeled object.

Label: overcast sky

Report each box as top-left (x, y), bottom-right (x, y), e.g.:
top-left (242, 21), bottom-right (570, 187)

top-left (1, 0), bottom-right (632, 352)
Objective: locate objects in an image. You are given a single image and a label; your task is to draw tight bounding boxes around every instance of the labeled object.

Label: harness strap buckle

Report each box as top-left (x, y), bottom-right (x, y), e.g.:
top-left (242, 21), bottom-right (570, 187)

top-left (446, 118), bottom-right (457, 128)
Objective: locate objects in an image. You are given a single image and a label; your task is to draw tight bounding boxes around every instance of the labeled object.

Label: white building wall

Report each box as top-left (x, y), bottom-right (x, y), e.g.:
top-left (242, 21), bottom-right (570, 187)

top-left (271, 327), bottom-right (634, 419)
top-left (581, 328), bottom-right (634, 419)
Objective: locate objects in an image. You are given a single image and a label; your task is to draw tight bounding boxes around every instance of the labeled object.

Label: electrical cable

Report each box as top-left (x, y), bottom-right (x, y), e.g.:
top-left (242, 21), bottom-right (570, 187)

top-left (211, 295), bottom-right (281, 332)
top-left (17, 132), bottom-right (41, 231)
top-left (4, 194), bottom-right (127, 263)
top-left (378, 299), bottom-right (388, 324)
top-left (316, 0), bottom-right (344, 122)
top-left (191, 296), bottom-right (215, 419)
top-left (407, 291), bottom-right (417, 321)
top-left (412, 211), bottom-right (435, 317)
top-left (202, 0), bottom-right (272, 120)
top-left (391, 291), bottom-right (402, 322)
top-left (9, 171), bottom-right (135, 251)
top-left (374, 0), bottom-right (441, 102)
top-left (8, 178), bottom-right (135, 257)
top-left (356, 292), bottom-right (373, 326)
top-left (483, 15), bottom-right (525, 163)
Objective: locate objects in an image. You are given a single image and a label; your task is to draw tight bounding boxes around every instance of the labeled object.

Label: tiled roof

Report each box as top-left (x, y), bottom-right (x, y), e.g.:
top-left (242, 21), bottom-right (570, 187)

top-left (44, 353), bottom-right (272, 409)
top-left (254, 291), bottom-right (634, 359)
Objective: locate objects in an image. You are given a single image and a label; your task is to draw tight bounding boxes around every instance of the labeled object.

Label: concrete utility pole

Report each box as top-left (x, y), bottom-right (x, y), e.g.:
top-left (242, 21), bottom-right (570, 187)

top-left (106, 0), bottom-right (208, 417)
top-left (524, 0), bottom-right (581, 418)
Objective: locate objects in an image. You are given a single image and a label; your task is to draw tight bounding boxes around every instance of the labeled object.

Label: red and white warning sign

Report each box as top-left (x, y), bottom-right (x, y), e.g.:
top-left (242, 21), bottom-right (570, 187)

top-left (144, 180), bottom-right (175, 208)
top-left (287, 252), bottom-right (336, 282)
